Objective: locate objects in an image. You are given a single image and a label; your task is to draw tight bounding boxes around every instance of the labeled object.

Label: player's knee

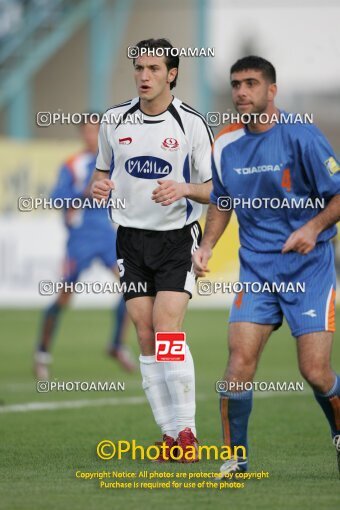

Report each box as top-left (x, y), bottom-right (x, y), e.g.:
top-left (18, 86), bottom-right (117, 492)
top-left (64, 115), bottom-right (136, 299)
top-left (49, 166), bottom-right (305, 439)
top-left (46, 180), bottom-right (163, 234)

top-left (57, 295), bottom-right (70, 308)
top-left (57, 285), bottom-right (74, 305)
top-left (128, 309), bottom-right (152, 338)
top-left (59, 301), bottom-right (69, 310)
top-left (136, 324), bottom-right (154, 343)
top-left (226, 356), bottom-right (257, 383)
top-left (299, 363), bottom-right (329, 388)
top-left (229, 351), bottom-right (257, 374)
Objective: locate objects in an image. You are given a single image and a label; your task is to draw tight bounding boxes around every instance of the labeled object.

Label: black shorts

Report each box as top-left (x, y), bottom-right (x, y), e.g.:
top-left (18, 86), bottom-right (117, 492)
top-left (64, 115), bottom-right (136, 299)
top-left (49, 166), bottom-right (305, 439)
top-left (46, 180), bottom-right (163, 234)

top-left (116, 221), bottom-right (202, 301)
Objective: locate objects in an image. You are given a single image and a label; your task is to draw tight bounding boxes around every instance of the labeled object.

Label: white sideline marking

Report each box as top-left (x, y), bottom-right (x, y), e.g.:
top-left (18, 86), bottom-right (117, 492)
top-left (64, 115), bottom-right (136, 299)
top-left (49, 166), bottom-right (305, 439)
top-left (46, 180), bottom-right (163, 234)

top-left (0, 396), bottom-right (146, 414)
top-left (0, 391), bottom-right (310, 414)
top-left (0, 381), bottom-right (143, 393)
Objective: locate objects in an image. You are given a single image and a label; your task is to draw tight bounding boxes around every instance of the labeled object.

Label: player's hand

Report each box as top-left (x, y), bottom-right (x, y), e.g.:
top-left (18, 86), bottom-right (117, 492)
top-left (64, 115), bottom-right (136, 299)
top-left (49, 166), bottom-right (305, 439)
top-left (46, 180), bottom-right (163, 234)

top-left (192, 246), bottom-right (212, 277)
top-left (152, 180), bottom-right (189, 206)
top-left (91, 178), bottom-right (115, 201)
top-left (282, 223), bottom-right (319, 255)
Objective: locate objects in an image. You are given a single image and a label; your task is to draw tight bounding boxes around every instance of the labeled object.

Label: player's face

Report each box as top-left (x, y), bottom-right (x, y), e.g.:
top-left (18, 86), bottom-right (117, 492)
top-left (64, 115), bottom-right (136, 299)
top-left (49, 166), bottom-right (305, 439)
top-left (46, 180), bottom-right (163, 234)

top-left (231, 70), bottom-right (276, 115)
top-left (81, 122), bottom-right (99, 153)
top-left (134, 55), bottom-right (177, 102)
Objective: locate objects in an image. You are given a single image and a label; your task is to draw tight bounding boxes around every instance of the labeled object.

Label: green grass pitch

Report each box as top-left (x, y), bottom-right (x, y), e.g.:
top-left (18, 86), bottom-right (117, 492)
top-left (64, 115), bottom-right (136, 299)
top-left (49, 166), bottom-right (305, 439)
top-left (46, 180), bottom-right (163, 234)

top-left (1, 308), bottom-right (340, 510)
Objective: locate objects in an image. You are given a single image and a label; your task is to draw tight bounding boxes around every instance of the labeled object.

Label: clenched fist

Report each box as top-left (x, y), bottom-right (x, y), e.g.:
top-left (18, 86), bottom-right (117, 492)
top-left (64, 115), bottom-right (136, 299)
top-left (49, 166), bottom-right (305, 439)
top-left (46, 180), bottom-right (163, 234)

top-left (91, 178), bottom-right (115, 201)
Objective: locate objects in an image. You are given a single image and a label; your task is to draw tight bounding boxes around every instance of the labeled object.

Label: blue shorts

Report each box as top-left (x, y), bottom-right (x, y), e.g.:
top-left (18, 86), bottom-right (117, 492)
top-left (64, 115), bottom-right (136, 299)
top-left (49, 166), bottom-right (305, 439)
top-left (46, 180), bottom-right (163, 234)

top-left (229, 242), bottom-right (336, 337)
top-left (63, 230), bottom-right (117, 283)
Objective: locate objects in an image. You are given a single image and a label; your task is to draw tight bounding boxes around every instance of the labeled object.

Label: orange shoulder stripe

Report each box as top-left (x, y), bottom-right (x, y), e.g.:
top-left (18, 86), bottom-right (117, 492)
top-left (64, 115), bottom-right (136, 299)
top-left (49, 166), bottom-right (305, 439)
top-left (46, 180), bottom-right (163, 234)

top-left (215, 122), bottom-right (244, 142)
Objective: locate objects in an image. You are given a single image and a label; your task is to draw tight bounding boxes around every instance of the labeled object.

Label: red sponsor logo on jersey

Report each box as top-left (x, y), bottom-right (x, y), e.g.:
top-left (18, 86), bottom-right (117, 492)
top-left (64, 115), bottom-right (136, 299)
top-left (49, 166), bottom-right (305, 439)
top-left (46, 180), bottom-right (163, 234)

top-left (119, 137), bottom-right (132, 145)
top-left (155, 332), bottom-right (186, 361)
top-left (161, 137), bottom-right (179, 151)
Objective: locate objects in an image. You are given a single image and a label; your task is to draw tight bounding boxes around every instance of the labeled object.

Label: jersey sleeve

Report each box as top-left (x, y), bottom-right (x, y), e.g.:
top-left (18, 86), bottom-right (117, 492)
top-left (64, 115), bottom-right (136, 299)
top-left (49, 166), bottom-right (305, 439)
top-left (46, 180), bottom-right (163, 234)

top-left (96, 120), bottom-right (112, 171)
top-left (50, 165), bottom-right (80, 201)
top-left (210, 147), bottom-right (229, 204)
top-left (302, 129), bottom-right (340, 200)
top-left (191, 118), bottom-right (214, 183)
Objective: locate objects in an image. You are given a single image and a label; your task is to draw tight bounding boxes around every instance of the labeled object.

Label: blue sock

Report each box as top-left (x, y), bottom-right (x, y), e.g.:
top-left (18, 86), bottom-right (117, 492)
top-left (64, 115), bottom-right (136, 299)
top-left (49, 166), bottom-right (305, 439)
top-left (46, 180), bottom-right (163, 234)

top-left (220, 389), bottom-right (253, 470)
top-left (314, 375), bottom-right (340, 438)
top-left (37, 301), bottom-right (62, 353)
top-left (111, 296), bottom-right (126, 349)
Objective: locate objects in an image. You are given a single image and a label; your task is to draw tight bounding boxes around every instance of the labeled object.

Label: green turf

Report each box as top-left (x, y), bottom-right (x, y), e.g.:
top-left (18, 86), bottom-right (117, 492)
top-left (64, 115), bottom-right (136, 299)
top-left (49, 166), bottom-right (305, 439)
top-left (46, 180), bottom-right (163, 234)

top-left (1, 309), bottom-right (340, 510)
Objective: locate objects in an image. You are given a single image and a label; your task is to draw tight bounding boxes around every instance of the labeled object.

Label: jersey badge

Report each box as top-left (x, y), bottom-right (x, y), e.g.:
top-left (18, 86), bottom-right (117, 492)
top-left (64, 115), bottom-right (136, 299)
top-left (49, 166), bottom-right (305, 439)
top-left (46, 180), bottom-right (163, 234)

top-left (324, 157), bottom-right (340, 176)
top-left (161, 138), bottom-right (179, 151)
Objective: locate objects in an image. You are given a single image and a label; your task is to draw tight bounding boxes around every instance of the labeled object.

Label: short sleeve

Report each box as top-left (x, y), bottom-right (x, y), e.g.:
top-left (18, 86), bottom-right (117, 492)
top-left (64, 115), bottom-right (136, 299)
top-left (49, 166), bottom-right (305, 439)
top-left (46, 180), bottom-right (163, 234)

top-left (96, 120), bottom-right (112, 171)
top-left (191, 118), bottom-right (214, 183)
top-left (210, 149), bottom-right (229, 204)
top-left (302, 130), bottom-right (340, 200)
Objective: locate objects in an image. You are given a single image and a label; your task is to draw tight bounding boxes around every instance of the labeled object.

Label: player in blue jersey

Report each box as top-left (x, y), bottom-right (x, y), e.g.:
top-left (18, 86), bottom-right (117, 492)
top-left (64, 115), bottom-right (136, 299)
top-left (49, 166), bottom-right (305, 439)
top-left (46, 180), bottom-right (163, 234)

top-left (34, 117), bottom-right (136, 379)
top-left (193, 56), bottom-right (340, 478)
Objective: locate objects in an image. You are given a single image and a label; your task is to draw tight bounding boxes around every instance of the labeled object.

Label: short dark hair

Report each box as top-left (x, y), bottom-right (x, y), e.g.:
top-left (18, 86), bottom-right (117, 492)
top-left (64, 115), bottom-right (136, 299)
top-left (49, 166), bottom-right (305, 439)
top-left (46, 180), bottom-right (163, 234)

top-left (230, 56), bottom-right (276, 83)
top-left (133, 38), bottom-right (179, 89)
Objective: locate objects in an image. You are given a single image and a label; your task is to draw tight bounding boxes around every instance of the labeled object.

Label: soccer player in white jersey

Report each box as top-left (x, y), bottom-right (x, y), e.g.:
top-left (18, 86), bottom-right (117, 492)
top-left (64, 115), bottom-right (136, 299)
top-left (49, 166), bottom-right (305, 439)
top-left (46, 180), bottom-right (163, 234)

top-left (90, 38), bottom-right (213, 461)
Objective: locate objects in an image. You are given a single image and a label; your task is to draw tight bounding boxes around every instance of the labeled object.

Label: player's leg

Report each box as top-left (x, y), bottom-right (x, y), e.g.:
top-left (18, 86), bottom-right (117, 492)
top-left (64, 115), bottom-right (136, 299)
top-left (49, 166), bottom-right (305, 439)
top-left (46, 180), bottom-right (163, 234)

top-left (126, 296), bottom-right (155, 354)
top-left (149, 222), bottom-right (202, 461)
top-left (34, 246), bottom-right (90, 379)
top-left (99, 229), bottom-right (135, 370)
top-left (34, 287), bottom-right (72, 379)
top-left (278, 241), bottom-right (339, 475)
top-left (217, 248), bottom-right (283, 475)
top-left (217, 322), bottom-right (275, 477)
top-left (109, 294), bottom-right (128, 350)
top-left (126, 296), bottom-right (177, 447)
top-left (107, 295), bottom-right (136, 371)
top-left (117, 223), bottom-right (199, 460)
top-left (153, 291), bottom-right (197, 460)
top-left (297, 332), bottom-right (340, 475)
top-left (107, 265), bottom-right (136, 372)
top-left (116, 226), bottom-right (176, 444)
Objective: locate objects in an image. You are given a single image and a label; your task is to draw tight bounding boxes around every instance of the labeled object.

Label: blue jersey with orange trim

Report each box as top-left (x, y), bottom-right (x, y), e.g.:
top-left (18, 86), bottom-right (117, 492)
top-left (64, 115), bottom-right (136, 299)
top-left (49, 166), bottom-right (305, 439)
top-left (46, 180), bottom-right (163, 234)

top-left (51, 151), bottom-right (113, 235)
top-left (211, 116), bottom-right (340, 253)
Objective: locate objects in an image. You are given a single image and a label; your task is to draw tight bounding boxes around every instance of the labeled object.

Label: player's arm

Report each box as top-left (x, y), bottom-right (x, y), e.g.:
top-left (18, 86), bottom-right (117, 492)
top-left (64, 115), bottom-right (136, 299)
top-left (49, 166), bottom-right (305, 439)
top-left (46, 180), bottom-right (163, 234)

top-left (186, 179), bottom-right (213, 203)
top-left (89, 118), bottom-right (115, 201)
top-left (192, 204), bottom-right (232, 277)
top-left (151, 179), bottom-right (212, 206)
top-left (282, 132), bottom-right (340, 255)
top-left (90, 169), bottom-right (114, 201)
top-left (309, 194), bottom-right (340, 232)
top-left (282, 194), bottom-right (340, 255)
top-left (193, 146), bottom-right (233, 276)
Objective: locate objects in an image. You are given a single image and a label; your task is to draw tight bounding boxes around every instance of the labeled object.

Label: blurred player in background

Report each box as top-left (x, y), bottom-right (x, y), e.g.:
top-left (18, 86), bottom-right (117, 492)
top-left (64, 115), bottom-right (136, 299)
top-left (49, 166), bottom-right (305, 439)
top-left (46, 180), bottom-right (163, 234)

top-left (193, 56), bottom-right (340, 477)
top-left (34, 116), bottom-right (136, 379)
top-left (91, 38), bottom-right (213, 461)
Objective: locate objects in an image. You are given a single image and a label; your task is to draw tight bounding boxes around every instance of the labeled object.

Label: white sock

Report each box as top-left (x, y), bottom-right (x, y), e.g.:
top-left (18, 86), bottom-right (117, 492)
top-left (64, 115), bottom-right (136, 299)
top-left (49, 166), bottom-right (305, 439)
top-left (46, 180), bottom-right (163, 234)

top-left (163, 345), bottom-right (196, 436)
top-left (139, 355), bottom-right (176, 438)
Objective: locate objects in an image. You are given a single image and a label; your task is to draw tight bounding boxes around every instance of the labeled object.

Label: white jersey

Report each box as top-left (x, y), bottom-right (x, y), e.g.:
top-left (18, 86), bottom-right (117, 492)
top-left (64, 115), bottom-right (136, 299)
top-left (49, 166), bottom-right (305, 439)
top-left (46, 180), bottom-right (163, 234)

top-left (96, 97), bottom-right (213, 230)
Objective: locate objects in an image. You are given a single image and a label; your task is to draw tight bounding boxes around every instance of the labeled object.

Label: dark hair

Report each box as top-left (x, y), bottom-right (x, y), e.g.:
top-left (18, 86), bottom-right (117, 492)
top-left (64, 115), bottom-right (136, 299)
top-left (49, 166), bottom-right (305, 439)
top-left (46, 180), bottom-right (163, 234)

top-left (230, 56), bottom-right (276, 83)
top-left (133, 38), bottom-right (179, 89)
